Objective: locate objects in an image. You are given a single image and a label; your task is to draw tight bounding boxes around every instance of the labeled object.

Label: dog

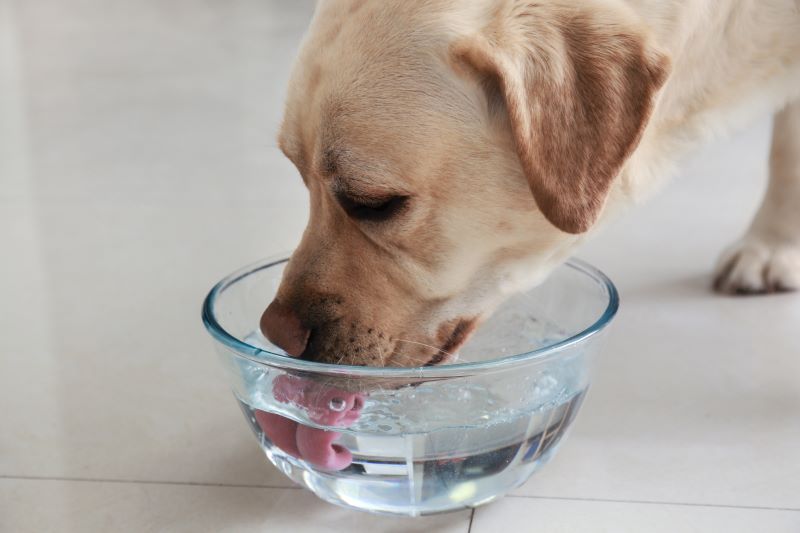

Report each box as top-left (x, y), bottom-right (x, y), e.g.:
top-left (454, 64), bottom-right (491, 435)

top-left (260, 0), bottom-right (800, 367)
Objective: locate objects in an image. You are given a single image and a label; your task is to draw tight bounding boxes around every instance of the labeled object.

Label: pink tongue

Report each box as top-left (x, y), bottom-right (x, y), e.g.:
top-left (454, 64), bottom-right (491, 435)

top-left (254, 411), bottom-right (300, 457)
top-left (296, 425), bottom-right (353, 470)
top-left (254, 376), bottom-right (364, 471)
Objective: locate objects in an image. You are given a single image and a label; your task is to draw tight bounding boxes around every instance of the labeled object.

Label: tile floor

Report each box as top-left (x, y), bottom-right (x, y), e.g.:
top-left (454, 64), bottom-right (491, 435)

top-left (1, 1), bottom-right (798, 531)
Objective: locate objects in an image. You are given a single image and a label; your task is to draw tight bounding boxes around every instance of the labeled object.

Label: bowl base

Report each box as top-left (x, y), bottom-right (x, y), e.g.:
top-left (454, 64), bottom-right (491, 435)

top-left (270, 449), bottom-right (560, 516)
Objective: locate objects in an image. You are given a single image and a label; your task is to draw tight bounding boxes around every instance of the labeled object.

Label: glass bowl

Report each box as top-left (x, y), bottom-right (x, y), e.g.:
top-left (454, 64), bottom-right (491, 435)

top-left (202, 255), bottom-right (618, 516)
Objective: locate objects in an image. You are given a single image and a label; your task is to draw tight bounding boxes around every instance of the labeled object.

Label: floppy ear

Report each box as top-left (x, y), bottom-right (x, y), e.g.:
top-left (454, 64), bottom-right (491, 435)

top-left (452, 1), bottom-right (670, 233)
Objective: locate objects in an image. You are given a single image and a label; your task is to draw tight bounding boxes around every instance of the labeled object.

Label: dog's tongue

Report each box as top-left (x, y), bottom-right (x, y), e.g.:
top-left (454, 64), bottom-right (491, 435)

top-left (255, 375), bottom-right (363, 470)
top-left (254, 411), bottom-right (353, 470)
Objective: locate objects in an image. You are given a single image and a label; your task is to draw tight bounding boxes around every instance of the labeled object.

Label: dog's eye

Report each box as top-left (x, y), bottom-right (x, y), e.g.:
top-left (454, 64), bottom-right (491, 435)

top-left (336, 193), bottom-right (410, 222)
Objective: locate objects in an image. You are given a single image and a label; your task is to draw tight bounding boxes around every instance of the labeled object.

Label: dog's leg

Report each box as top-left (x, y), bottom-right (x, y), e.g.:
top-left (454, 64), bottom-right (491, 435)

top-left (714, 100), bottom-right (800, 294)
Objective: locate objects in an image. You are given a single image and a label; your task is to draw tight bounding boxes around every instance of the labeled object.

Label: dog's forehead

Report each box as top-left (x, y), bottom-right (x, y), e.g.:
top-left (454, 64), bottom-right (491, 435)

top-left (278, 0), bottom-right (491, 190)
top-left (281, 76), bottom-right (462, 187)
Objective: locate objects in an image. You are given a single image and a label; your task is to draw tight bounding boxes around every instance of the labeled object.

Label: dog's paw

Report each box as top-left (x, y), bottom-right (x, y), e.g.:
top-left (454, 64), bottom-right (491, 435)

top-left (713, 237), bottom-right (800, 294)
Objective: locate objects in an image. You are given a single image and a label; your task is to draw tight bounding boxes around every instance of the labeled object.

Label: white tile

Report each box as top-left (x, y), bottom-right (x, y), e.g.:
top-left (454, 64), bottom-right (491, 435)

top-left (0, 204), bottom-right (299, 487)
top-left (512, 120), bottom-right (800, 509)
top-left (0, 202), bottom-right (300, 488)
top-left (471, 497), bottom-right (800, 533)
top-left (0, 0), bottom-right (311, 487)
top-left (0, 478), bottom-right (471, 533)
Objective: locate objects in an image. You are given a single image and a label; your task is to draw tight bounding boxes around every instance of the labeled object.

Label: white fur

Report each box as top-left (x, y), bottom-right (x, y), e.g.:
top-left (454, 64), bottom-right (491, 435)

top-left (713, 100), bottom-right (800, 292)
top-left (616, 0), bottom-right (800, 205)
top-left (594, 0), bottom-right (800, 292)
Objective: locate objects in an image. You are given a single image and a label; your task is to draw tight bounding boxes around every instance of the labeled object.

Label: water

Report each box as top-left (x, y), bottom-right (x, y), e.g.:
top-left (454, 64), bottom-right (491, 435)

top-left (228, 316), bottom-right (590, 515)
top-left (236, 386), bottom-right (586, 516)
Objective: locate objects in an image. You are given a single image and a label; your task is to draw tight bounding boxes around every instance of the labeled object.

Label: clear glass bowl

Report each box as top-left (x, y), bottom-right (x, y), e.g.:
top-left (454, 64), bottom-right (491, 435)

top-left (202, 255), bottom-right (618, 516)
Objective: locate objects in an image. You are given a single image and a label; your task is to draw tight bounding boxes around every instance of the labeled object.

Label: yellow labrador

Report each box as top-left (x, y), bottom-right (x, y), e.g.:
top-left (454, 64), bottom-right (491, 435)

top-left (261, 0), bottom-right (800, 366)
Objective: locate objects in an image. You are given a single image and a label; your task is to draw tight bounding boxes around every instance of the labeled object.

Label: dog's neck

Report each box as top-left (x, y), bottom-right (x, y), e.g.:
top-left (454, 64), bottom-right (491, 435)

top-left (607, 0), bottom-right (800, 212)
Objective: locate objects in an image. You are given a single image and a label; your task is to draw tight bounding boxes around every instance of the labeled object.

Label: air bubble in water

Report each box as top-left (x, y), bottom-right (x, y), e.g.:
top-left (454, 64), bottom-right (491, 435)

top-left (329, 397), bottom-right (347, 412)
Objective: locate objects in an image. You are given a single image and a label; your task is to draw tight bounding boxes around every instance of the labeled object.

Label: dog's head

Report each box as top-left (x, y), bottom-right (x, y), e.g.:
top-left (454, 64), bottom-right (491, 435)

top-left (262, 0), bottom-right (669, 366)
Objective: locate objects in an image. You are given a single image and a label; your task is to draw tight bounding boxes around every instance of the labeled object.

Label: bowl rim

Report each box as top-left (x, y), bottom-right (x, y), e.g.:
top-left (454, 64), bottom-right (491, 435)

top-left (202, 254), bottom-right (619, 378)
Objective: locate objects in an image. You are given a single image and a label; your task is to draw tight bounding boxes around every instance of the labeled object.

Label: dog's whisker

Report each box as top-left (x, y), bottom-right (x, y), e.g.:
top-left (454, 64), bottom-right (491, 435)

top-left (394, 338), bottom-right (452, 356)
top-left (385, 345), bottom-right (413, 367)
top-left (389, 350), bottom-right (416, 367)
top-left (376, 342), bottom-right (386, 366)
top-left (391, 338), bottom-right (454, 367)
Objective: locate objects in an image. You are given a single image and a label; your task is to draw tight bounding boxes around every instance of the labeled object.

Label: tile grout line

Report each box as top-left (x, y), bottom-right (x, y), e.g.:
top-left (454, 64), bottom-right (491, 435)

top-left (0, 474), bottom-right (303, 491)
top-left (507, 493), bottom-right (800, 513)
top-left (3, 475), bottom-right (798, 513)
